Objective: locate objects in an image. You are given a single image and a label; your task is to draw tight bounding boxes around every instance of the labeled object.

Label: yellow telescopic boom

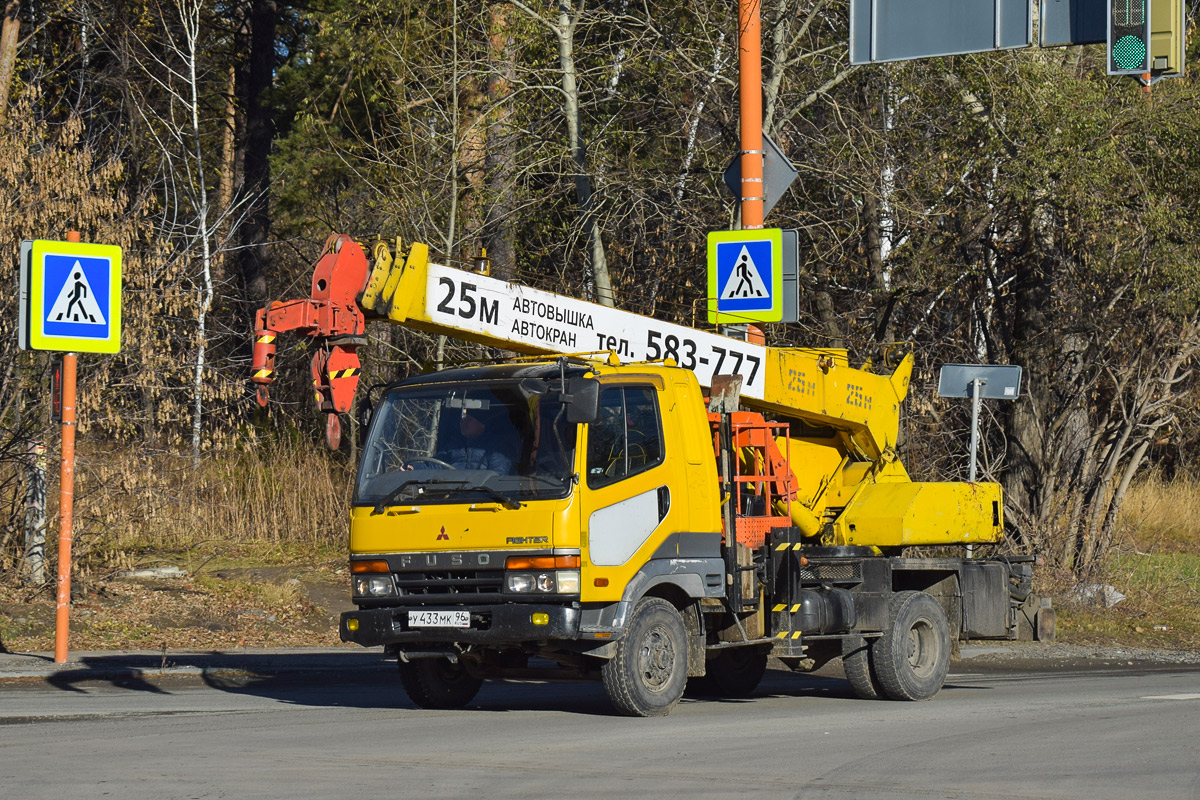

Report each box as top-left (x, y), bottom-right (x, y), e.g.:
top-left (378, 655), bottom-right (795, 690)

top-left (356, 238), bottom-right (1001, 549)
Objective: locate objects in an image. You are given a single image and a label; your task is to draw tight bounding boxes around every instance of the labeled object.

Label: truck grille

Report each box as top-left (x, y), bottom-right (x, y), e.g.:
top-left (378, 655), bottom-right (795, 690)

top-left (393, 570), bottom-right (505, 600)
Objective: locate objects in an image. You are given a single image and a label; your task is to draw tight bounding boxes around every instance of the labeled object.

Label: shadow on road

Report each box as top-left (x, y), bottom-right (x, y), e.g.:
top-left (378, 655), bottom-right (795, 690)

top-left (24, 651), bottom-right (996, 715)
top-left (198, 663), bottom-right (876, 716)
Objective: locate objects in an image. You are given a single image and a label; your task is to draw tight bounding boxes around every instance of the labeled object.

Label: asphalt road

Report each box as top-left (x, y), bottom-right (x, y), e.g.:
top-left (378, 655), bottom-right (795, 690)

top-left (2, 658), bottom-right (1199, 799)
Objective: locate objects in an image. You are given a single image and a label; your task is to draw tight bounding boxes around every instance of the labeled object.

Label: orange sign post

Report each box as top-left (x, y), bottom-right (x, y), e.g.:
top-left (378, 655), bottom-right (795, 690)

top-left (53, 230), bottom-right (81, 663)
top-left (18, 227), bottom-right (122, 663)
top-left (738, 0), bottom-right (766, 344)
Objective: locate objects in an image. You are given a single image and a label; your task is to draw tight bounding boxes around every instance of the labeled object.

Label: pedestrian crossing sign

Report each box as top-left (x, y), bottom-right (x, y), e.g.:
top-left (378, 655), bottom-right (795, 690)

top-left (706, 228), bottom-right (783, 324)
top-left (19, 239), bottom-right (122, 353)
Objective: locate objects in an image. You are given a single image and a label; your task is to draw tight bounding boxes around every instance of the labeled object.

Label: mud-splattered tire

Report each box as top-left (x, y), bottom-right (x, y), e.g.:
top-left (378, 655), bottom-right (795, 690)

top-left (398, 658), bottom-right (483, 709)
top-left (842, 635), bottom-right (885, 700)
top-left (871, 591), bottom-right (951, 701)
top-left (602, 597), bottom-right (688, 717)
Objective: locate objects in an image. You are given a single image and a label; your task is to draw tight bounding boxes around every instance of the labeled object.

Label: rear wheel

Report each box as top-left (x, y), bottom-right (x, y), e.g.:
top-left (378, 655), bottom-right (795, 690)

top-left (871, 591), bottom-right (951, 701)
top-left (398, 658), bottom-right (483, 709)
top-left (602, 597), bottom-right (688, 717)
top-left (842, 636), bottom-right (884, 700)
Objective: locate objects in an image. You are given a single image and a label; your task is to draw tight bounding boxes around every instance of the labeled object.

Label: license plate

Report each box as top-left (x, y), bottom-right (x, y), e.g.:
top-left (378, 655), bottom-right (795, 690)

top-left (408, 610), bottom-right (470, 628)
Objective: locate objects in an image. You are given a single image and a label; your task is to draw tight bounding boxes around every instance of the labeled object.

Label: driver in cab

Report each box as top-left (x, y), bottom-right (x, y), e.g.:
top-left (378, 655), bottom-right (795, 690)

top-left (437, 408), bottom-right (513, 473)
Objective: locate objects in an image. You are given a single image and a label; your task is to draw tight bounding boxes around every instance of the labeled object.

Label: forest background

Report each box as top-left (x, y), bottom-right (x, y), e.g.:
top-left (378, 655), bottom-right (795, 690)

top-left (0, 0), bottom-right (1198, 647)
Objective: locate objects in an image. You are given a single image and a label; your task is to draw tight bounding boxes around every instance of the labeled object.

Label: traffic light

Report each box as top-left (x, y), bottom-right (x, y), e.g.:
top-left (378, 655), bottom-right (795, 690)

top-left (1109, 0), bottom-right (1151, 74)
top-left (1108, 0), bottom-right (1185, 78)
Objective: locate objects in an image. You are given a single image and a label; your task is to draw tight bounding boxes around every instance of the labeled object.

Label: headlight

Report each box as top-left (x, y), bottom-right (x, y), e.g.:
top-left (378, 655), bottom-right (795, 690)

top-left (505, 569), bottom-right (580, 594)
top-left (554, 570), bottom-right (580, 593)
top-left (354, 575), bottom-right (396, 597)
top-left (507, 573), bottom-right (535, 593)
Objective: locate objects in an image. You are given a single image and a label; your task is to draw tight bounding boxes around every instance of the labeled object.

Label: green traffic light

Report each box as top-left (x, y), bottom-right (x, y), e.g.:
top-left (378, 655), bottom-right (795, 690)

top-left (1113, 34), bottom-right (1147, 70)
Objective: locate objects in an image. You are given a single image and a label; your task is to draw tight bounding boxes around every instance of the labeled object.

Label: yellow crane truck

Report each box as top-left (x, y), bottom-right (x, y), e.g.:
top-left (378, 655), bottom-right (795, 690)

top-left (252, 234), bottom-right (1053, 716)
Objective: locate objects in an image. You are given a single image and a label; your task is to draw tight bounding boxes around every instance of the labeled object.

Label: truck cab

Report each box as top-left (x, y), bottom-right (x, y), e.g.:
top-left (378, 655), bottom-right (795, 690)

top-left (341, 358), bottom-right (726, 715)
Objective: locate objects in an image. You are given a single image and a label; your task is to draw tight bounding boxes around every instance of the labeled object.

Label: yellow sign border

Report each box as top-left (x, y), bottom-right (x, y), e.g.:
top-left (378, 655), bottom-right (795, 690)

top-left (706, 228), bottom-right (784, 324)
top-left (29, 240), bottom-right (123, 354)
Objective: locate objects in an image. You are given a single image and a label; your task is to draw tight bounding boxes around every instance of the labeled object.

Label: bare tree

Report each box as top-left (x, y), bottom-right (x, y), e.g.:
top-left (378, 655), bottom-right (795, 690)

top-left (128, 0), bottom-right (239, 459)
top-left (511, 0), bottom-right (614, 306)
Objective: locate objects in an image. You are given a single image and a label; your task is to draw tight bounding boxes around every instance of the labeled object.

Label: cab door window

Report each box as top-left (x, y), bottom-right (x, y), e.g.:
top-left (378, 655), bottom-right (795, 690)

top-left (586, 386), bottom-right (663, 488)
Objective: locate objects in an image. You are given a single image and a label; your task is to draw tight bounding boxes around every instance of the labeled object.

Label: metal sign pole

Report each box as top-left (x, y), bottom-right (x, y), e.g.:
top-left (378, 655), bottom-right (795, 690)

top-left (966, 377), bottom-right (984, 559)
top-left (936, 364), bottom-right (1023, 559)
top-left (968, 378), bottom-right (984, 483)
top-left (53, 229), bottom-right (80, 664)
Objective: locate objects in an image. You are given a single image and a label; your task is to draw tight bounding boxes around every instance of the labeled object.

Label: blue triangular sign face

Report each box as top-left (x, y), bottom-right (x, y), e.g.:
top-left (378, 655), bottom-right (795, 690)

top-left (719, 246), bottom-right (769, 300)
top-left (47, 260), bottom-right (107, 325)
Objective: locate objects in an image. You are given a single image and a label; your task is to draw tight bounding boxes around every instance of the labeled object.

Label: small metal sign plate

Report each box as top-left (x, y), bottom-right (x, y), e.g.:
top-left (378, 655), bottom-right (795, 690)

top-left (937, 364), bottom-right (1023, 400)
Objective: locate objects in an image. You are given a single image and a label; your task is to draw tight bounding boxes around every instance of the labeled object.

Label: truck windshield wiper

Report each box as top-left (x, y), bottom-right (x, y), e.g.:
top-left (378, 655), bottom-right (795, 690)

top-left (372, 478), bottom-right (520, 513)
top-left (371, 478), bottom-right (469, 515)
top-left (455, 485), bottom-right (522, 510)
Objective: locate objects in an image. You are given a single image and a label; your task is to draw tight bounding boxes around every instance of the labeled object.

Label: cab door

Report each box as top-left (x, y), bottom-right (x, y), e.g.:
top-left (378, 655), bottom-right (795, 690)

top-left (579, 383), bottom-right (682, 602)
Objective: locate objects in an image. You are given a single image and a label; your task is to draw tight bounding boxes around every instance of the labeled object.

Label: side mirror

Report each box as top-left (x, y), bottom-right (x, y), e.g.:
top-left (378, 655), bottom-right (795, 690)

top-left (356, 397), bottom-right (373, 447)
top-left (357, 383), bottom-right (387, 446)
top-left (565, 377), bottom-right (600, 424)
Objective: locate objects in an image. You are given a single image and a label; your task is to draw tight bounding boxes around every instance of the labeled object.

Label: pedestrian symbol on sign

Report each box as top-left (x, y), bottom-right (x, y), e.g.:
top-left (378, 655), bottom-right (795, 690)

top-left (720, 246), bottom-right (769, 300)
top-left (48, 261), bottom-right (106, 325)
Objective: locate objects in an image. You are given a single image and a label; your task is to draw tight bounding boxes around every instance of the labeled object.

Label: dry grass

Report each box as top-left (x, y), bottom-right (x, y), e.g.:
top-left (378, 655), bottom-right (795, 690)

top-left (1, 437), bottom-right (354, 582)
top-left (1054, 471), bottom-right (1200, 650)
top-left (87, 437), bottom-right (354, 567)
top-left (0, 438), bottom-right (355, 651)
top-left (1118, 470), bottom-right (1200, 553)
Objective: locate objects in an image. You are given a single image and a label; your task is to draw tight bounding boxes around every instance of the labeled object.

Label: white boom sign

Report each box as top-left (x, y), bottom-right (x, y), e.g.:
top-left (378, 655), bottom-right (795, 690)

top-left (425, 264), bottom-right (769, 398)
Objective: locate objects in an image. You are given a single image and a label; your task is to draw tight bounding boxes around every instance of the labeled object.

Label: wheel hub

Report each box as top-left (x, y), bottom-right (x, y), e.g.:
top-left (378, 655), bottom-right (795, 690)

top-left (638, 624), bottom-right (676, 691)
top-left (907, 620), bottom-right (935, 676)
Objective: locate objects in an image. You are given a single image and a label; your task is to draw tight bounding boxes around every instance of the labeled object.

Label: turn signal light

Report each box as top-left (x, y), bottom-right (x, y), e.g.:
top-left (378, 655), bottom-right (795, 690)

top-left (506, 555), bottom-right (580, 570)
top-left (351, 560), bottom-right (390, 573)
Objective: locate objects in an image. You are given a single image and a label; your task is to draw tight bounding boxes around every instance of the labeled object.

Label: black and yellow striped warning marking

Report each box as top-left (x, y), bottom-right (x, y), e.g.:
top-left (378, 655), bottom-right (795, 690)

top-left (256, 333), bottom-right (277, 345)
top-left (774, 600), bottom-right (806, 639)
top-left (328, 368), bottom-right (360, 380)
top-left (253, 369), bottom-right (274, 380)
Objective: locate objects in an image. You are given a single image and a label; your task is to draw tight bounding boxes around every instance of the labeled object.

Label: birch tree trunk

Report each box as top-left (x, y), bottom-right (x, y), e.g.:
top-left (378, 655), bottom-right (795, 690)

top-left (182, 0), bottom-right (214, 461)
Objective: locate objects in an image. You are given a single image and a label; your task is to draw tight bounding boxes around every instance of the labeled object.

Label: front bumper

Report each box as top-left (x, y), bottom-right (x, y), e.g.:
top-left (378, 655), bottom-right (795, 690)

top-left (340, 603), bottom-right (581, 648)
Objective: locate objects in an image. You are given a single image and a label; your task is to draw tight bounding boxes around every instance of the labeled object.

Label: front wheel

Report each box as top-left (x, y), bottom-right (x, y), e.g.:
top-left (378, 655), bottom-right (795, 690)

top-left (871, 591), bottom-right (951, 701)
top-left (398, 658), bottom-right (483, 709)
top-left (602, 597), bottom-right (688, 717)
